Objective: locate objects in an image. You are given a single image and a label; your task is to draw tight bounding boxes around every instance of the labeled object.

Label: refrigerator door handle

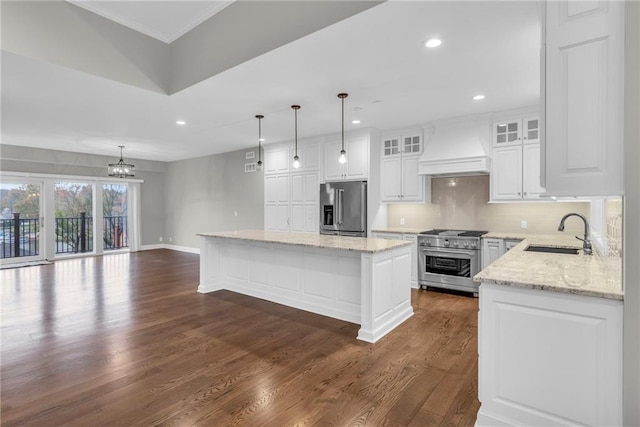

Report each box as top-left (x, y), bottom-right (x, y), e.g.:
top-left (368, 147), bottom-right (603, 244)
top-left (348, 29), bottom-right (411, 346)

top-left (337, 189), bottom-right (344, 225)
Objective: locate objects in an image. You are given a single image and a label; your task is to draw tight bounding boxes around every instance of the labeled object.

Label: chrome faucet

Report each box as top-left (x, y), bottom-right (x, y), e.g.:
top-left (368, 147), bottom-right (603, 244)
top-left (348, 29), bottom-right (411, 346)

top-left (558, 213), bottom-right (592, 255)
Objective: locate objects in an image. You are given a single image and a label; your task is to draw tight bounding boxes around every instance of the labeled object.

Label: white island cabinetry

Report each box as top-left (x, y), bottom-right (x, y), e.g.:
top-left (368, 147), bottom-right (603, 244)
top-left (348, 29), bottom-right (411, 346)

top-left (198, 230), bottom-right (414, 343)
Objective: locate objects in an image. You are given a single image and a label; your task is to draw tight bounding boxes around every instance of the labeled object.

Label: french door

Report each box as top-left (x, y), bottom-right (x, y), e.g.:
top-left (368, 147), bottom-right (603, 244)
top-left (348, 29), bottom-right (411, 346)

top-left (0, 180), bottom-right (44, 264)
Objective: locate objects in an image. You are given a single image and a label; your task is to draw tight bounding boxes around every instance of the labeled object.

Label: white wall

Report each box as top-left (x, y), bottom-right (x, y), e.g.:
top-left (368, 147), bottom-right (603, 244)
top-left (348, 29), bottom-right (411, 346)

top-left (163, 148), bottom-right (264, 249)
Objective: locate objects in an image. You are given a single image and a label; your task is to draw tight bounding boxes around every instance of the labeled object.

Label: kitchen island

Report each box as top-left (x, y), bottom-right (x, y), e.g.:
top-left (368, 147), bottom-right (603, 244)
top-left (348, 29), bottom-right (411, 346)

top-left (197, 230), bottom-right (414, 343)
top-left (474, 235), bottom-right (623, 427)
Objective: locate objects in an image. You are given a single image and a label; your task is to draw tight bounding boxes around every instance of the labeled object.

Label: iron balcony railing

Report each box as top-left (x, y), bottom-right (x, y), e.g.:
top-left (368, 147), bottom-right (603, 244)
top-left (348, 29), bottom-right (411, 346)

top-left (1, 213), bottom-right (128, 258)
top-left (0, 214), bottom-right (39, 259)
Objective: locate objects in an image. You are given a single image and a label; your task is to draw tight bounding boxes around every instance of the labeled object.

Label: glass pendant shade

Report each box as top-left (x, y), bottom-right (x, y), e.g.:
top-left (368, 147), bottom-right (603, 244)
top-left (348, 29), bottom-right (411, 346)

top-left (255, 114), bottom-right (264, 171)
top-left (338, 93), bottom-right (348, 164)
top-left (108, 146), bottom-right (135, 178)
top-left (292, 105), bottom-right (301, 169)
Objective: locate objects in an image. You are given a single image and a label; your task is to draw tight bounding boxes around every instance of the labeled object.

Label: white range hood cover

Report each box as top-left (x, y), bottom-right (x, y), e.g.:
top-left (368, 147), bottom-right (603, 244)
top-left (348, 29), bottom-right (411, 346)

top-left (419, 120), bottom-right (491, 176)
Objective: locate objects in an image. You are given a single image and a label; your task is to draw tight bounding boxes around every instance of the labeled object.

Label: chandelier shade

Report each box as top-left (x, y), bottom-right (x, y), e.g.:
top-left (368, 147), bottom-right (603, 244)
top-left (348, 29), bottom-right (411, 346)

top-left (108, 146), bottom-right (135, 178)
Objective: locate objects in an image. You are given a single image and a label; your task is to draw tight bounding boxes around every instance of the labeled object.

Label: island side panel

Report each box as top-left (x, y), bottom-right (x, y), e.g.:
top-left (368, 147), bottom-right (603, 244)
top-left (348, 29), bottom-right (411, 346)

top-left (198, 236), bottom-right (224, 293)
top-left (198, 237), bottom-right (362, 325)
top-left (358, 245), bottom-right (413, 343)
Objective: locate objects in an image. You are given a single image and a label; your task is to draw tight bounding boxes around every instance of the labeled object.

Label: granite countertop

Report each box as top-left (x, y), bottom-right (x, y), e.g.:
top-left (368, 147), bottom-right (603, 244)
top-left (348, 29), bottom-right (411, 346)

top-left (197, 230), bottom-right (413, 254)
top-left (371, 227), bottom-right (427, 234)
top-left (474, 235), bottom-right (623, 300)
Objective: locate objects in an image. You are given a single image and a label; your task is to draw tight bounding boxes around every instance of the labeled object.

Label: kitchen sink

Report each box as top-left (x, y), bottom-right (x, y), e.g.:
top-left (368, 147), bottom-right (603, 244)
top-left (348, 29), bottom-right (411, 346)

top-left (524, 245), bottom-right (580, 255)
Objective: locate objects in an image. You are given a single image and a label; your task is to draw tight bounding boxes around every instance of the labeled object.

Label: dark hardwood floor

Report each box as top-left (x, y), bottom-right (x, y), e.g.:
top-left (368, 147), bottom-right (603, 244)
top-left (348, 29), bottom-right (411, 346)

top-left (1, 249), bottom-right (479, 426)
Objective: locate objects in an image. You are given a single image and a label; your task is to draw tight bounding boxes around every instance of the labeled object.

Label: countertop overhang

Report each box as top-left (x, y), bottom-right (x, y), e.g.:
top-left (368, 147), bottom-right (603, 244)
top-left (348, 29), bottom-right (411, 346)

top-left (474, 235), bottom-right (623, 300)
top-left (197, 230), bottom-right (412, 253)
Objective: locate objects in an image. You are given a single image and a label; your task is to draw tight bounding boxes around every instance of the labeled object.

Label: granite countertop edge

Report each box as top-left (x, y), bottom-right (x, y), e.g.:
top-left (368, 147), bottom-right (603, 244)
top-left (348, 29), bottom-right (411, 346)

top-left (474, 235), bottom-right (623, 301)
top-left (197, 230), bottom-right (413, 254)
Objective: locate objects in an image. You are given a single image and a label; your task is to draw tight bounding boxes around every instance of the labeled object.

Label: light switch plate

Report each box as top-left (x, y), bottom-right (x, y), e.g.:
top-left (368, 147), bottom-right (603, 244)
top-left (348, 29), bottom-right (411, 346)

top-left (520, 220), bottom-right (528, 229)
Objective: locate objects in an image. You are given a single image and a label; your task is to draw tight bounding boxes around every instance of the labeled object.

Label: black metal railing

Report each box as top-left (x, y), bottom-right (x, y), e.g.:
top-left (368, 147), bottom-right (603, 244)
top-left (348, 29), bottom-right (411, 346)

top-left (0, 213), bottom-right (40, 259)
top-left (1, 213), bottom-right (128, 258)
top-left (55, 212), bottom-right (93, 254)
top-left (104, 216), bottom-right (128, 250)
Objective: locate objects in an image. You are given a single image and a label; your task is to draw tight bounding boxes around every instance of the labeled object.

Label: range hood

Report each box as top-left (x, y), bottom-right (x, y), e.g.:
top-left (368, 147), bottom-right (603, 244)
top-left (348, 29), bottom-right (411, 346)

top-left (418, 120), bottom-right (491, 176)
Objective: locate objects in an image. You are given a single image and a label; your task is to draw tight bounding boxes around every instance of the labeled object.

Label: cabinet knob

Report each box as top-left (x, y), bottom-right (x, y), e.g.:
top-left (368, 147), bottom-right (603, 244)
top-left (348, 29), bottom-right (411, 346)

top-left (523, 192), bottom-right (527, 196)
top-left (517, 192), bottom-right (521, 196)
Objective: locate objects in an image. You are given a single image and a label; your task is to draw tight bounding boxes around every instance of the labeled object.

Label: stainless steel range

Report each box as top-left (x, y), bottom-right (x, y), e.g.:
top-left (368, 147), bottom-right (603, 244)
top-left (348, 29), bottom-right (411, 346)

top-left (417, 229), bottom-right (488, 296)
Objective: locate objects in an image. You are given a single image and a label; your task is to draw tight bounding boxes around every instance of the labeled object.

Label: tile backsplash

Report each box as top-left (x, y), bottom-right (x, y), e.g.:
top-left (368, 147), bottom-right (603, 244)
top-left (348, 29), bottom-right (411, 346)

top-left (387, 175), bottom-right (591, 236)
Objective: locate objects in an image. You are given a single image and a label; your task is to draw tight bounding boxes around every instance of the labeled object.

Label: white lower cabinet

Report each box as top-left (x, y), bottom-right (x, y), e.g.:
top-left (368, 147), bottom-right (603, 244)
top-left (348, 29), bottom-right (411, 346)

top-left (290, 172), bottom-right (319, 233)
top-left (372, 231), bottom-right (418, 289)
top-left (477, 283), bottom-right (622, 426)
top-left (481, 238), bottom-right (505, 269)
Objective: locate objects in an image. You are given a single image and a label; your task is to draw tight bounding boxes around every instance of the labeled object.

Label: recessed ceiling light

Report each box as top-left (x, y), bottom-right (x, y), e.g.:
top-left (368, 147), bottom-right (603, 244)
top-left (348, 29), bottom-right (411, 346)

top-left (473, 94), bottom-right (485, 101)
top-left (425, 38), bottom-right (442, 48)
top-left (352, 120), bottom-right (361, 124)
top-left (176, 120), bottom-right (186, 125)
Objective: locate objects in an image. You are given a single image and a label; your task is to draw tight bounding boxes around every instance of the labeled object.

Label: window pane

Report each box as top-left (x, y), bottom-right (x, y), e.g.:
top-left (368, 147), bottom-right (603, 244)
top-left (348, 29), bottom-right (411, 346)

top-left (0, 183), bottom-right (40, 258)
top-left (55, 182), bottom-right (93, 254)
top-left (103, 184), bottom-right (128, 251)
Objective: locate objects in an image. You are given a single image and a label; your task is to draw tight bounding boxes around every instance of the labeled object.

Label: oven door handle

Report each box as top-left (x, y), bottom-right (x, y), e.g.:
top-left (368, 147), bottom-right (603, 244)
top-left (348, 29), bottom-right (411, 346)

top-left (420, 248), bottom-right (477, 258)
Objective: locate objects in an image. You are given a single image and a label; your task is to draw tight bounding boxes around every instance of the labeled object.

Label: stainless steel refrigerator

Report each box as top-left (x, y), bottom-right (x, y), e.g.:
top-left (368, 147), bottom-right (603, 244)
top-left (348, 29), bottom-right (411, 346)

top-left (319, 181), bottom-right (367, 237)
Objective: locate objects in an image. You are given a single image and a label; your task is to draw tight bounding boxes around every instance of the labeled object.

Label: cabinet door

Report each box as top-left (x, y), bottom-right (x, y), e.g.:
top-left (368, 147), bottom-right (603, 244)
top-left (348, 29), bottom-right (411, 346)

top-left (298, 143), bottom-right (320, 171)
top-left (493, 120), bottom-right (522, 147)
top-left (403, 135), bottom-right (422, 155)
top-left (381, 157), bottom-right (402, 202)
top-left (491, 146), bottom-right (523, 200)
top-left (382, 137), bottom-right (401, 157)
top-left (291, 204), bottom-right (305, 232)
top-left (400, 156), bottom-right (423, 201)
top-left (324, 140), bottom-right (344, 180)
top-left (403, 234), bottom-right (418, 288)
top-left (504, 239), bottom-right (522, 251)
top-left (265, 174), bottom-right (288, 203)
top-left (481, 238), bottom-right (505, 269)
top-left (522, 143), bottom-right (545, 199)
top-left (265, 147), bottom-right (290, 174)
top-left (523, 116), bottom-right (540, 144)
top-left (344, 136), bottom-right (368, 179)
top-left (544, 1), bottom-right (624, 196)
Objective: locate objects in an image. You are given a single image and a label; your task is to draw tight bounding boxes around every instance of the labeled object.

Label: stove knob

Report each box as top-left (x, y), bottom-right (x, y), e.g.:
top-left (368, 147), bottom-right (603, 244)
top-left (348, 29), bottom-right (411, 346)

top-left (444, 240), bottom-right (450, 247)
top-left (471, 242), bottom-right (477, 249)
top-left (464, 242), bottom-right (470, 248)
top-left (453, 241), bottom-right (459, 248)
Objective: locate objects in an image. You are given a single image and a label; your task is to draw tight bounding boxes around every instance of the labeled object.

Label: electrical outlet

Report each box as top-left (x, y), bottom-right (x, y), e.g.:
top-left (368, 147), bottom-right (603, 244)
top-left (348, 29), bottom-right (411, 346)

top-left (169, 237), bottom-right (173, 242)
top-left (520, 220), bottom-right (528, 229)
top-left (234, 211), bottom-right (238, 217)
top-left (400, 218), bottom-right (405, 225)
top-left (159, 237), bottom-right (163, 242)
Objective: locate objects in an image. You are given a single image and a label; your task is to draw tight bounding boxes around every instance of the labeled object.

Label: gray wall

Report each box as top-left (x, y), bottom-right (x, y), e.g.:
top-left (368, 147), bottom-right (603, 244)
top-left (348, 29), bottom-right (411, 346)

top-left (0, 144), bottom-right (167, 246)
top-left (164, 148), bottom-right (264, 248)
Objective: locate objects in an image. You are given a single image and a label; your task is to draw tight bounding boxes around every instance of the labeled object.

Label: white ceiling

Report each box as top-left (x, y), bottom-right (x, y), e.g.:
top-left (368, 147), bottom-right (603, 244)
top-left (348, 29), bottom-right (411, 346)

top-left (67, 0), bottom-right (234, 43)
top-left (1, 1), bottom-right (541, 162)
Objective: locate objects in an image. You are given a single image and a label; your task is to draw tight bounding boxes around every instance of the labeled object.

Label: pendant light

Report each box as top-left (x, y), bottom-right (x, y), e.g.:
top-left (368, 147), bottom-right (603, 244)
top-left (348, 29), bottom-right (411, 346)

top-left (255, 114), bottom-right (264, 171)
top-left (108, 145), bottom-right (135, 178)
top-left (338, 93), bottom-right (348, 164)
top-left (292, 105), bottom-right (301, 169)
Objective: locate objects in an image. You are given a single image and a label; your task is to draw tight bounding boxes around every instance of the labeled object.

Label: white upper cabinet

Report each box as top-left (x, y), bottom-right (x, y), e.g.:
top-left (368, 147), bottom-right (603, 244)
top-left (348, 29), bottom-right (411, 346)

top-left (380, 132), bottom-right (429, 203)
top-left (491, 115), bottom-right (544, 201)
top-left (492, 146), bottom-right (523, 200)
top-left (265, 146), bottom-right (290, 174)
top-left (493, 120), bottom-right (522, 147)
top-left (323, 136), bottom-right (369, 181)
top-left (543, 0), bottom-right (624, 196)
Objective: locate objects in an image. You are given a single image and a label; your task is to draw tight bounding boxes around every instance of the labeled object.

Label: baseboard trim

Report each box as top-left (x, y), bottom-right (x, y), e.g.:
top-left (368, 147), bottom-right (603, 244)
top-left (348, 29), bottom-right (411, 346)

top-left (140, 244), bottom-right (200, 254)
